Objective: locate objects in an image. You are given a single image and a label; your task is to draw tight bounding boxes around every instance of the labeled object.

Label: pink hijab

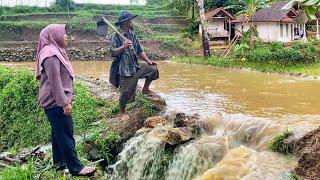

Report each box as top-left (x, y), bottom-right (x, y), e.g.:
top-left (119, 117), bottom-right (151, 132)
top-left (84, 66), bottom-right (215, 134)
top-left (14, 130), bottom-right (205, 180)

top-left (35, 24), bottom-right (74, 79)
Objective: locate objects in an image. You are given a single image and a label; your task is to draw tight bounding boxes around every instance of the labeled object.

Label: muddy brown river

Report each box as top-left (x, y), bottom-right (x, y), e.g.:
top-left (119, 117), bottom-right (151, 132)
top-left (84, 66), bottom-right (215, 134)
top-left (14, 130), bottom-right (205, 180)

top-left (2, 60), bottom-right (320, 179)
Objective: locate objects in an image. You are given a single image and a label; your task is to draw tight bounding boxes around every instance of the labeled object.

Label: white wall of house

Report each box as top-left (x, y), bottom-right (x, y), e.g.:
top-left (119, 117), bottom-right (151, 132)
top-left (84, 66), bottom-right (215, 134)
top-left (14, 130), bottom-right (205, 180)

top-left (276, 23), bottom-right (294, 42)
top-left (256, 22), bottom-right (281, 42)
top-left (235, 22), bottom-right (296, 42)
top-left (234, 23), bottom-right (249, 36)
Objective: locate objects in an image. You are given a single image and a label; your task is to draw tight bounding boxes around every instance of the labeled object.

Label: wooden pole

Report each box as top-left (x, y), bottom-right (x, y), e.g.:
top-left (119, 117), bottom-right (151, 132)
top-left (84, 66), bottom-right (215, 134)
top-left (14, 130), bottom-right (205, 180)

top-left (195, 0), bottom-right (210, 59)
top-left (228, 18), bottom-right (231, 43)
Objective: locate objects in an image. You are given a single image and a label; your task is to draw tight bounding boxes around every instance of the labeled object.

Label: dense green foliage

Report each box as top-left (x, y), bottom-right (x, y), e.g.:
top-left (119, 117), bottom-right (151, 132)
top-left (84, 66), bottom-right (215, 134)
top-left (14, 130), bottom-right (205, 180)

top-left (234, 41), bottom-right (320, 66)
top-left (0, 69), bottom-right (48, 151)
top-left (55, 0), bottom-right (76, 11)
top-left (0, 66), bottom-right (100, 151)
top-left (269, 130), bottom-right (293, 155)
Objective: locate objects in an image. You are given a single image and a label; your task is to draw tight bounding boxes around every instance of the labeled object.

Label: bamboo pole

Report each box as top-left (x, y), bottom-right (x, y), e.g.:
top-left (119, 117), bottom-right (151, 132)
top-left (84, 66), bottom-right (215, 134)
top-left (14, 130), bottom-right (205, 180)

top-left (225, 14), bottom-right (253, 57)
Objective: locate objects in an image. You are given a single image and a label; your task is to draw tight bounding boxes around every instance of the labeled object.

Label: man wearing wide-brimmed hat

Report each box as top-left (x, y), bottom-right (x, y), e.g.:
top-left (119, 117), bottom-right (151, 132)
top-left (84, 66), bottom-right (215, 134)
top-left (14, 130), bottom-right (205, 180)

top-left (109, 10), bottom-right (159, 117)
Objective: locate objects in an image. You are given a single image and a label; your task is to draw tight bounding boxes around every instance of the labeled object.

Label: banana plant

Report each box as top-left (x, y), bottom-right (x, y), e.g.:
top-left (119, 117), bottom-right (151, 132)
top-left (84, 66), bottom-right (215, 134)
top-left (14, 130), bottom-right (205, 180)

top-left (283, 0), bottom-right (320, 19)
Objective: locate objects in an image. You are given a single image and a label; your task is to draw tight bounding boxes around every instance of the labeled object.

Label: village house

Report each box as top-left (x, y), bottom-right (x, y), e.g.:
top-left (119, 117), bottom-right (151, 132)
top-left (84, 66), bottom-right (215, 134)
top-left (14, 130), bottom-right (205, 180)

top-left (201, 7), bottom-right (236, 44)
top-left (203, 1), bottom-right (319, 44)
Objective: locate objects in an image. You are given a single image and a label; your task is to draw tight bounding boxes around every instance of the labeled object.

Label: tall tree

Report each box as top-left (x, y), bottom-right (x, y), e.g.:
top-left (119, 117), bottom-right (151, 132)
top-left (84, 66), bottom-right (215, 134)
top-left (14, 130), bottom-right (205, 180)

top-left (195, 0), bottom-right (210, 59)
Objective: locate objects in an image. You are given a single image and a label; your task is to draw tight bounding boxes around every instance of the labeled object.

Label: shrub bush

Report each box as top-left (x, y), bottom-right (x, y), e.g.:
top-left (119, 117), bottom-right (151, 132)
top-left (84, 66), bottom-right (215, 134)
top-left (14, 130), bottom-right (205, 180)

top-left (269, 130), bottom-right (293, 155)
top-left (269, 42), bottom-right (284, 52)
top-left (233, 43), bottom-right (249, 57)
top-left (273, 48), bottom-right (303, 65)
top-left (0, 66), bottom-right (14, 92)
top-left (241, 41), bottom-right (319, 65)
top-left (245, 47), bottom-right (273, 63)
top-left (0, 69), bottom-right (49, 150)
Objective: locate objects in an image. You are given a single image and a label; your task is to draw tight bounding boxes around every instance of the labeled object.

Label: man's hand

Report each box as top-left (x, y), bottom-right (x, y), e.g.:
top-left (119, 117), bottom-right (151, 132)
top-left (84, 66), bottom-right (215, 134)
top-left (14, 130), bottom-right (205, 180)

top-left (63, 103), bottom-right (72, 116)
top-left (122, 39), bottom-right (133, 49)
top-left (147, 60), bottom-right (158, 66)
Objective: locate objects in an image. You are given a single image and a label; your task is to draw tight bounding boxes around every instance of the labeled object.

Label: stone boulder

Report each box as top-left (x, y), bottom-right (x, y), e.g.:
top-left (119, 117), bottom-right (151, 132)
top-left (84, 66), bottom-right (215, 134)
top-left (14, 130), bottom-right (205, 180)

top-left (143, 116), bottom-right (167, 128)
top-left (164, 127), bottom-right (196, 145)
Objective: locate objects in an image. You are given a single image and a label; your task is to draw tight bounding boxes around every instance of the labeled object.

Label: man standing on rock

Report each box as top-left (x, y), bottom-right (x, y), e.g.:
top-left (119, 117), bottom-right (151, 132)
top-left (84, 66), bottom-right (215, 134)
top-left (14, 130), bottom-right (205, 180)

top-left (109, 10), bottom-right (159, 118)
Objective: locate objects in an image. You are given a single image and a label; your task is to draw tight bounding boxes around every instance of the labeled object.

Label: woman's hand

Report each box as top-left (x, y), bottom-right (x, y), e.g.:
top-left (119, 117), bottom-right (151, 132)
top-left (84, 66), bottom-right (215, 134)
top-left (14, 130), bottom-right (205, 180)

top-left (63, 103), bottom-right (72, 116)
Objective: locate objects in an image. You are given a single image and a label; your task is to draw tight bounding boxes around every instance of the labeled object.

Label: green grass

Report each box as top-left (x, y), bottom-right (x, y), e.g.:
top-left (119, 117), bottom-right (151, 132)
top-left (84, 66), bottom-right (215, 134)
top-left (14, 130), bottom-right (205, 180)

top-left (0, 4), bottom-right (182, 17)
top-left (136, 92), bottom-right (158, 118)
top-left (0, 66), bottom-right (107, 151)
top-left (173, 56), bottom-right (320, 77)
top-left (0, 164), bottom-right (34, 180)
top-left (269, 130), bottom-right (293, 155)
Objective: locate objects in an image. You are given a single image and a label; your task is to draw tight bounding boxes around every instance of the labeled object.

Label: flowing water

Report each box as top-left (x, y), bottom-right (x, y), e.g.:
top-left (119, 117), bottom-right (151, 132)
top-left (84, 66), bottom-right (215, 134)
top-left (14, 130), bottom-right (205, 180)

top-left (3, 60), bottom-right (320, 179)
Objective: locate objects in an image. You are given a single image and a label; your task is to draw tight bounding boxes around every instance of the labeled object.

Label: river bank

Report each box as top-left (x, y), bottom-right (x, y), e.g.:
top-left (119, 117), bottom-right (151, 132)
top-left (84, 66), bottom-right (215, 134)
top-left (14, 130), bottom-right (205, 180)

top-left (173, 56), bottom-right (320, 79)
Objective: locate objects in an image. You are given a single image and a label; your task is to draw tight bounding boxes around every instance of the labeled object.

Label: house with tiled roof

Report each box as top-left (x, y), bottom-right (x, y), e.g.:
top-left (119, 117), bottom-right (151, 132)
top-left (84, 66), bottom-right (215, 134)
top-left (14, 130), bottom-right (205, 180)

top-left (203, 1), bottom-right (315, 44)
top-left (233, 1), bottom-right (308, 43)
top-left (201, 7), bottom-right (236, 44)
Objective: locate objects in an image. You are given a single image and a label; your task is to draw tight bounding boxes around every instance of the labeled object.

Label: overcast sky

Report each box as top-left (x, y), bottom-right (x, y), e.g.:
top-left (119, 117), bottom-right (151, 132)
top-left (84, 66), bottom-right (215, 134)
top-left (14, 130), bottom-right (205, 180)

top-left (0, 0), bottom-right (146, 7)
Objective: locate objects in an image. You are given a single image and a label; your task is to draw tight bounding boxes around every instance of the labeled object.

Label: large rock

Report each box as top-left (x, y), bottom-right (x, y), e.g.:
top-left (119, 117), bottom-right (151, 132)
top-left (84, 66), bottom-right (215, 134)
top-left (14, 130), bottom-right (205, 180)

top-left (143, 116), bottom-right (167, 128)
top-left (108, 111), bottom-right (145, 141)
top-left (173, 112), bottom-right (200, 128)
top-left (164, 127), bottom-right (196, 145)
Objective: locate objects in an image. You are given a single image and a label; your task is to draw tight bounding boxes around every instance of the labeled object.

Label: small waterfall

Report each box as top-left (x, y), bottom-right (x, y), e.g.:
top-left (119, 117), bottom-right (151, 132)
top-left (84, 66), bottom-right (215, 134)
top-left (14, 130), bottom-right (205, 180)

top-left (110, 126), bottom-right (171, 180)
top-left (198, 146), bottom-right (297, 180)
top-left (109, 112), bottom-right (290, 180)
top-left (166, 135), bottom-right (229, 180)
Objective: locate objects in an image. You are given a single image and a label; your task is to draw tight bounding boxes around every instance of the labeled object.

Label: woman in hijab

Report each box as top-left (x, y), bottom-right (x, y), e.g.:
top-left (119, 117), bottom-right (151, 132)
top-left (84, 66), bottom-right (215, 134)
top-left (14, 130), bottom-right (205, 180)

top-left (36, 24), bottom-right (96, 176)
